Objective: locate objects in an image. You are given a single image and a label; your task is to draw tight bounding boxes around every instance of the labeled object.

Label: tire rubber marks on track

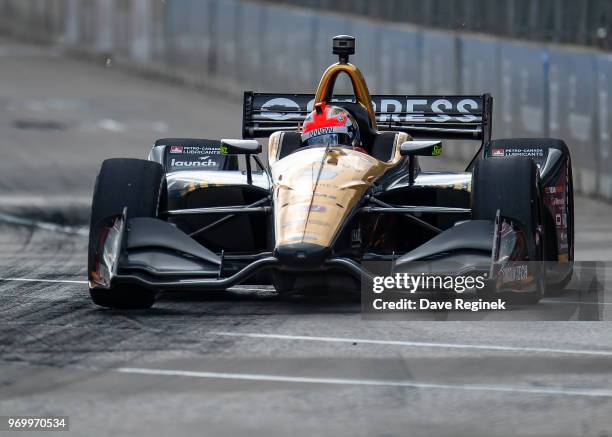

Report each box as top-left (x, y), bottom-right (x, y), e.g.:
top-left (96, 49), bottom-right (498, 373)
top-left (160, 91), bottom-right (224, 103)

top-left (0, 212), bottom-right (87, 236)
top-left (0, 277), bottom-right (88, 284)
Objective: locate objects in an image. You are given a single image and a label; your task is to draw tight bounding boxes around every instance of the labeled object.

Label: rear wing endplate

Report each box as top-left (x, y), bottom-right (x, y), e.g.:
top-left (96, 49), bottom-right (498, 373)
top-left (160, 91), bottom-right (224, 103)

top-left (242, 92), bottom-right (492, 144)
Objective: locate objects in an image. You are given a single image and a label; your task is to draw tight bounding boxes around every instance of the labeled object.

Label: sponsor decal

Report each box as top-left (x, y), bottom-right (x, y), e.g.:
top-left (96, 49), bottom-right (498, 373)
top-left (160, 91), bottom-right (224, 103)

top-left (261, 98), bottom-right (301, 121)
top-left (281, 219), bottom-right (307, 229)
top-left (545, 185), bottom-right (563, 194)
top-left (281, 219), bottom-right (331, 229)
top-left (502, 148), bottom-right (545, 158)
top-left (220, 145), bottom-right (228, 155)
top-left (491, 148), bottom-right (505, 157)
top-left (290, 203), bottom-right (327, 213)
top-left (313, 192), bottom-right (337, 200)
top-left (307, 204), bottom-right (326, 213)
top-left (432, 144), bottom-right (442, 156)
top-left (301, 126), bottom-right (348, 141)
top-left (376, 97), bottom-right (480, 123)
top-left (258, 97), bottom-right (482, 123)
top-left (170, 157), bottom-right (217, 168)
top-left (317, 183), bottom-right (340, 189)
top-left (169, 145), bottom-right (222, 155)
top-left (501, 264), bottom-right (529, 282)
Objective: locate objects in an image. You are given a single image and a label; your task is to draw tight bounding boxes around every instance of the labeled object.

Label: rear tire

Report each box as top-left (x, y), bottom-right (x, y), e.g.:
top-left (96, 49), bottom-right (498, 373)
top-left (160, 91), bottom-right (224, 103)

top-left (88, 158), bottom-right (166, 309)
top-left (472, 156), bottom-right (545, 304)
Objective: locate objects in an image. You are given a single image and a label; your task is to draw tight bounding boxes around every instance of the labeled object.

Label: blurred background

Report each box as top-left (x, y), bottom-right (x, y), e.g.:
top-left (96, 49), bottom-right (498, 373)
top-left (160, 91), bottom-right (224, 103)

top-left (0, 0), bottom-right (611, 203)
top-left (269, 0), bottom-right (612, 49)
top-left (2, 4), bottom-right (612, 434)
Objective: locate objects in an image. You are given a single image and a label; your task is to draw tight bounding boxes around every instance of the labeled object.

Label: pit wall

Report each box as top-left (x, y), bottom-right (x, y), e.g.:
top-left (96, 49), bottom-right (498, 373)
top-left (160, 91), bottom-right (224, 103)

top-left (1, 0), bottom-right (611, 200)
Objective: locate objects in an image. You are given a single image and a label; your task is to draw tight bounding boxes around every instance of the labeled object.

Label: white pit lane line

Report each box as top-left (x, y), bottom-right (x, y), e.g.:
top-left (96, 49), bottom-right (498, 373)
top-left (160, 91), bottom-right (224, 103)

top-left (210, 332), bottom-right (612, 357)
top-left (541, 298), bottom-right (612, 306)
top-left (115, 367), bottom-right (612, 398)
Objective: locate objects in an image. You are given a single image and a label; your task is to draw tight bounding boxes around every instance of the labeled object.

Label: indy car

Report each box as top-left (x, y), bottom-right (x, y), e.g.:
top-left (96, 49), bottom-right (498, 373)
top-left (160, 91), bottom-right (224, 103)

top-left (88, 35), bottom-right (574, 308)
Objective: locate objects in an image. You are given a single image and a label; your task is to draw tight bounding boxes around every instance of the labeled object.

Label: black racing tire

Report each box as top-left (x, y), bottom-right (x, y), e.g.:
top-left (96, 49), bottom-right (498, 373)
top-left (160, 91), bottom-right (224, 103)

top-left (90, 285), bottom-right (157, 310)
top-left (547, 162), bottom-right (575, 290)
top-left (88, 158), bottom-right (166, 309)
top-left (271, 271), bottom-right (296, 295)
top-left (472, 156), bottom-right (545, 304)
top-left (272, 270), bottom-right (360, 299)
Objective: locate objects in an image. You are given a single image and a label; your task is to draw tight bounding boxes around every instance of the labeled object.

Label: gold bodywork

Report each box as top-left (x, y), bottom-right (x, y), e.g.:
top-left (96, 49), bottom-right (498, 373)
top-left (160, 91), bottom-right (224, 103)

top-left (271, 135), bottom-right (407, 248)
top-left (271, 60), bottom-right (408, 250)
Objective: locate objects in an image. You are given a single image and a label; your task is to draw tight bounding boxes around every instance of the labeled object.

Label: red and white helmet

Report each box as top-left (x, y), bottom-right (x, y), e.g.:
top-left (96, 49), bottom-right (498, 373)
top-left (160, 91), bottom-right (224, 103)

top-left (301, 102), bottom-right (360, 149)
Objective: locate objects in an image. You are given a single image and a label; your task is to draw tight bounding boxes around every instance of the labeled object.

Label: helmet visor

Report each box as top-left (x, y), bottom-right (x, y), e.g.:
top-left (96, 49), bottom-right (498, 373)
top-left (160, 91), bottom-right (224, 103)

top-left (303, 133), bottom-right (351, 148)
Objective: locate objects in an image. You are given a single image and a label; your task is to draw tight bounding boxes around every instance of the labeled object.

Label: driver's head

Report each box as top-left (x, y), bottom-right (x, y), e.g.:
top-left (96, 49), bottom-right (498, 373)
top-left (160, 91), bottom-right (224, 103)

top-left (301, 102), bottom-right (360, 149)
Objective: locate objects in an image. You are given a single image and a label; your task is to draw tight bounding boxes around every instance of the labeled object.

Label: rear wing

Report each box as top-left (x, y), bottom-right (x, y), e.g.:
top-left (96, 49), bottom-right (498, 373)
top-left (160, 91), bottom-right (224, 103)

top-left (242, 92), bottom-right (492, 144)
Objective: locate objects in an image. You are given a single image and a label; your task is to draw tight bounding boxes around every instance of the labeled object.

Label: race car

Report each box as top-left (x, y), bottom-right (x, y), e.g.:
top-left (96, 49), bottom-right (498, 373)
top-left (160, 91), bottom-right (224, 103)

top-left (88, 35), bottom-right (574, 309)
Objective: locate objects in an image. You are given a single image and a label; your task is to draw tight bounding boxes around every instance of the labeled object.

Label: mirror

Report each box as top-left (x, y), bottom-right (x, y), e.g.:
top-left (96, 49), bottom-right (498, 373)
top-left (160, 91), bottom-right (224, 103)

top-left (400, 140), bottom-right (443, 157)
top-left (220, 139), bottom-right (262, 155)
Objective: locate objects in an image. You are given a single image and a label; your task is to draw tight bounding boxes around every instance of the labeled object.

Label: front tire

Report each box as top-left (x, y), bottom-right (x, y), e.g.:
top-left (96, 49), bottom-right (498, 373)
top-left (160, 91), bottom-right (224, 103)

top-left (88, 158), bottom-right (166, 309)
top-left (472, 156), bottom-right (546, 304)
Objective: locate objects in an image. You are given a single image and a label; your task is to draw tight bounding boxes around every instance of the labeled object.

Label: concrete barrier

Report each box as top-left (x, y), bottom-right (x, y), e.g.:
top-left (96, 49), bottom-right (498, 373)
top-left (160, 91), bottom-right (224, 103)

top-left (597, 55), bottom-right (612, 200)
top-left (549, 48), bottom-right (599, 195)
top-left (0, 0), bottom-right (610, 200)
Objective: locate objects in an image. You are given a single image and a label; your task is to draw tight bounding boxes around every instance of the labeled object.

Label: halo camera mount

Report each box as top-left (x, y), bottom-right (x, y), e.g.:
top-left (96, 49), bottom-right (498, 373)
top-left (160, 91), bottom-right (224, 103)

top-left (332, 35), bottom-right (355, 64)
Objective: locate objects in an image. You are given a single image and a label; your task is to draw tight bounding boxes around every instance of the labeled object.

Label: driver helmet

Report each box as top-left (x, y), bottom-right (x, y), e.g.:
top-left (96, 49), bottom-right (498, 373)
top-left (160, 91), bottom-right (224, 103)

top-left (301, 102), bottom-right (361, 150)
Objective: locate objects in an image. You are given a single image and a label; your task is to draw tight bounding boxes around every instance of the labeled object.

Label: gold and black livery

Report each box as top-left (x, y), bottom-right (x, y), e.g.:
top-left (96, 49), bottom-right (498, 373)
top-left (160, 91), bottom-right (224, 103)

top-left (87, 35), bottom-right (574, 308)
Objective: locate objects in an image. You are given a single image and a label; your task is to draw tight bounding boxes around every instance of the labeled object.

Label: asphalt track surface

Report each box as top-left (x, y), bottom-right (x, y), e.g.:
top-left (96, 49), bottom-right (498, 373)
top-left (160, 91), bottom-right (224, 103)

top-left (2, 39), bottom-right (612, 437)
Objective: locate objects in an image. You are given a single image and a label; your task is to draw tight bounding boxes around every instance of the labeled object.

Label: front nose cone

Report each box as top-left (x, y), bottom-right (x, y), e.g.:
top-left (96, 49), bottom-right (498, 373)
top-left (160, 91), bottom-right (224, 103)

top-left (274, 243), bottom-right (331, 268)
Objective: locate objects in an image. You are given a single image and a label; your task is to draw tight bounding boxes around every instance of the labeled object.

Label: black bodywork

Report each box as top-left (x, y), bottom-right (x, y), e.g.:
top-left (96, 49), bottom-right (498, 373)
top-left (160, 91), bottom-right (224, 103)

top-left (89, 92), bottom-right (573, 296)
